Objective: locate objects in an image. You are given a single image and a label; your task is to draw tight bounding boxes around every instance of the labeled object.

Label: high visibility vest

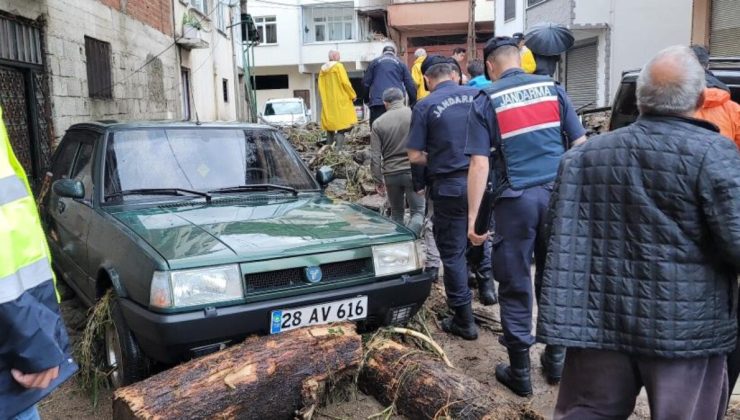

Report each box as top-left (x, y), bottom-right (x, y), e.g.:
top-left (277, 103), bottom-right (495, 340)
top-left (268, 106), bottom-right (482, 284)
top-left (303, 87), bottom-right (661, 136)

top-left (0, 105), bottom-right (55, 305)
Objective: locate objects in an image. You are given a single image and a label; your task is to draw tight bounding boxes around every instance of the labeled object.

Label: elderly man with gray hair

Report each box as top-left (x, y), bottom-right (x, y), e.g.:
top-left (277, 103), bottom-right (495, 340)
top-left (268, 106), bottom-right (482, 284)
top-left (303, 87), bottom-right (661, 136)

top-left (536, 45), bottom-right (740, 419)
top-left (370, 87), bottom-right (424, 234)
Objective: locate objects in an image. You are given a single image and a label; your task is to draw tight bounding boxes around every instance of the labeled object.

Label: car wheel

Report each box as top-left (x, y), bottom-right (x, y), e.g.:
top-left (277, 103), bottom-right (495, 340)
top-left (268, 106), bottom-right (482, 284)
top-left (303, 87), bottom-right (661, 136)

top-left (105, 294), bottom-right (149, 388)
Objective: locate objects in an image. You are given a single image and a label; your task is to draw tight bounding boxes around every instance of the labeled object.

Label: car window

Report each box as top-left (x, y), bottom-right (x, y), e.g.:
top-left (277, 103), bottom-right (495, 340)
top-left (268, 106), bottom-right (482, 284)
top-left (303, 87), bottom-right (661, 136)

top-left (71, 143), bottom-right (94, 201)
top-left (104, 128), bottom-right (318, 200)
top-left (51, 141), bottom-right (79, 181)
top-left (265, 102), bottom-right (303, 116)
top-left (615, 82), bottom-right (638, 117)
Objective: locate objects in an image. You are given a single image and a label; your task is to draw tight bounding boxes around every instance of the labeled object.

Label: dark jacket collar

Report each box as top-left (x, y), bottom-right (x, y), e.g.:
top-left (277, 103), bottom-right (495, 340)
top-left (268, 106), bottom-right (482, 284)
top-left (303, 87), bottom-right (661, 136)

top-left (637, 113), bottom-right (720, 133)
top-left (500, 68), bottom-right (525, 79)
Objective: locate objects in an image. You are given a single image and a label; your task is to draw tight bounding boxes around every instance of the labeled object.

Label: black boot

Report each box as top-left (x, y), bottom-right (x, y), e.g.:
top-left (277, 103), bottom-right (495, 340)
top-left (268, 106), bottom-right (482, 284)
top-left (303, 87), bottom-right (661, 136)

top-left (495, 349), bottom-right (533, 397)
top-left (441, 303), bottom-right (478, 340)
top-left (540, 345), bottom-right (566, 385)
top-left (477, 275), bottom-right (498, 306)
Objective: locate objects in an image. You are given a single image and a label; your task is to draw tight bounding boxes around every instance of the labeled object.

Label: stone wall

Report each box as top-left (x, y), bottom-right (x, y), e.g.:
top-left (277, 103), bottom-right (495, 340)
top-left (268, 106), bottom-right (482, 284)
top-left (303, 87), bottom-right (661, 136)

top-left (1, 0), bottom-right (180, 142)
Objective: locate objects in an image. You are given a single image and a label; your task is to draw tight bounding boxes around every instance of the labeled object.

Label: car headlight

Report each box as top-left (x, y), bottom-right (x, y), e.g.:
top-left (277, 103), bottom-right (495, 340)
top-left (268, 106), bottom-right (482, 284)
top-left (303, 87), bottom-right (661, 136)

top-left (150, 265), bottom-right (243, 309)
top-left (372, 241), bottom-right (421, 277)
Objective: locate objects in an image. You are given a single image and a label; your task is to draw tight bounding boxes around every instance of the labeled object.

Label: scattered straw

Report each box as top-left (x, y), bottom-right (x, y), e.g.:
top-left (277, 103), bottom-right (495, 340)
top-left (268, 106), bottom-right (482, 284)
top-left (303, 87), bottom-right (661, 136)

top-left (74, 289), bottom-right (113, 407)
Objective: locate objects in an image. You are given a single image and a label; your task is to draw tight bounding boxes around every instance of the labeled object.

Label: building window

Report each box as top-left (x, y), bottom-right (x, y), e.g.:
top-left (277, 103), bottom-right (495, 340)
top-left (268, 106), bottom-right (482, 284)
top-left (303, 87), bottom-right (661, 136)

top-left (251, 75), bottom-right (289, 90)
top-left (527, 0), bottom-right (548, 7)
top-left (222, 78), bottom-right (229, 102)
top-left (505, 0), bottom-right (516, 21)
top-left (84, 36), bottom-right (112, 99)
top-left (216, 1), bottom-right (227, 33)
top-left (255, 16), bottom-right (277, 44)
top-left (190, 0), bottom-right (208, 15)
top-left (303, 4), bottom-right (354, 43)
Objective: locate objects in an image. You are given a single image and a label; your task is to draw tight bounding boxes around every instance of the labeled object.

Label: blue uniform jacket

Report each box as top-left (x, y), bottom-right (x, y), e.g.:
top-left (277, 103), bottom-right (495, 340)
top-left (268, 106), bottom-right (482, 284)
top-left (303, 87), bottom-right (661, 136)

top-left (0, 280), bottom-right (78, 418)
top-left (363, 53), bottom-right (417, 107)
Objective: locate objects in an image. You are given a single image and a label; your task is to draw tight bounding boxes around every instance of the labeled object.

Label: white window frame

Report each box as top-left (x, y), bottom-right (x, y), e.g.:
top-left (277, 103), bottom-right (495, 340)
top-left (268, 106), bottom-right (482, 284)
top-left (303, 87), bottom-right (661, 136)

top-left (255, 16), bottom-right (277, 45)
top-left (527, 0), bottom-right (548, 8)
top-left (215, 0), bottom-right (228, 33)
top-left (303, 4), bottom-right (355, 44)
top-left (189, 0), bottom-right (208, 15)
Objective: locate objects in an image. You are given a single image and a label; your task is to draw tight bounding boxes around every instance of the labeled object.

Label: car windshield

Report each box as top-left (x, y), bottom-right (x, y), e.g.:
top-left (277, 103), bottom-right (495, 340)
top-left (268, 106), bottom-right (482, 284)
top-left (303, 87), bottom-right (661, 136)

top-left (265, 102), bottom-right (303, 116)
top-left (104, 128), bottom-right (317, 201)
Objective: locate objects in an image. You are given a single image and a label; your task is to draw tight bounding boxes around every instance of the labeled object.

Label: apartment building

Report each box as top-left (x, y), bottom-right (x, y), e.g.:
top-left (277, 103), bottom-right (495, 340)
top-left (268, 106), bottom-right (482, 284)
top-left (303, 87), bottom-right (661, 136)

top-left (495, 0), bottom-right (738, 108)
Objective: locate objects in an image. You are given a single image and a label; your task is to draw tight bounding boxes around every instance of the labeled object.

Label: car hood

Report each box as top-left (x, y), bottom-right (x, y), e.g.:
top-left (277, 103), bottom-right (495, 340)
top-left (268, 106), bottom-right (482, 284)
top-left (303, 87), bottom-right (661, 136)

top-left (110, 195), bottom-right (412, 269)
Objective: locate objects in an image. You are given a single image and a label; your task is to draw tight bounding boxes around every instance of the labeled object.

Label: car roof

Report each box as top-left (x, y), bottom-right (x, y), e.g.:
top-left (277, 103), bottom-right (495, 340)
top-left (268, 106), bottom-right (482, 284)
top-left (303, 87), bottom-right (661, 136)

top-left (67, 120), bottom-right (278, 134)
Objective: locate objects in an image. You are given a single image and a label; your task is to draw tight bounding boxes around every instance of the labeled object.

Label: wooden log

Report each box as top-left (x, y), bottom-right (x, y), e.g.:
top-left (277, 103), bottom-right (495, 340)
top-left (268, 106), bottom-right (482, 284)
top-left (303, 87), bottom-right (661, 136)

top-left (359, 339), bottom-right (544, 420)
top-left (113, 323), bottom-right (361, 420)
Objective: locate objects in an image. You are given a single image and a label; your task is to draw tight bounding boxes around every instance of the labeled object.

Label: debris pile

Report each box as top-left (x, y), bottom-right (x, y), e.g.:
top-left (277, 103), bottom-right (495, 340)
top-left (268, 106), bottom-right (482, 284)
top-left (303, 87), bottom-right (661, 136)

top-left (582, 109), bottom-right (612, 135)
top-left (282, 122), bottom-right (383, 206)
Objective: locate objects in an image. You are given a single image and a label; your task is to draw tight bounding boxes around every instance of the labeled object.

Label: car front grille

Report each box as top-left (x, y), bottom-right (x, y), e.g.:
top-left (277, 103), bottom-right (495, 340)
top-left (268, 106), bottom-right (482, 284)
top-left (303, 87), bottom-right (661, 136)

top-left (244, 258), bottom-right (374, 293)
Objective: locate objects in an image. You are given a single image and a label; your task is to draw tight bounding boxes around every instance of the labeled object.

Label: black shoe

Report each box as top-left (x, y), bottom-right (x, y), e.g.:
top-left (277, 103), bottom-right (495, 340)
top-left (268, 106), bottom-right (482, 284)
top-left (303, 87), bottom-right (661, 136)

top-left (540, 345), bottom-right (566, 385)
top-left (425, 266), bottom-right (439, 283)
top-left (468, 269), bottom-right (477, 287)
top-left (478, 276), bottom-right (498, 306)
top-left (440, 303), bottom-right (478, 340)
top-left (495, 349), bottom-right (533, 397)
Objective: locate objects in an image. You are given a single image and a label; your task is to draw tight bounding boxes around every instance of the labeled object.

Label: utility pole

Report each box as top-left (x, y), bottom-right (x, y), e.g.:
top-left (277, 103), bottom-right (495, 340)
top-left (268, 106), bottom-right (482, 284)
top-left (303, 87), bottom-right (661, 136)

top-left (467, 0), bottom-right (476, 60)
top-left (240, 0), bottom-right (258, 122)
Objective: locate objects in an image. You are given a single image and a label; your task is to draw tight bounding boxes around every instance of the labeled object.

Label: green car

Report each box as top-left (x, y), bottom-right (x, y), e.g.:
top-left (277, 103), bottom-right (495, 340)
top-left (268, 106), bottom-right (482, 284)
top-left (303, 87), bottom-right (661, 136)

top-left (40, 122), bottom-right (433, 387)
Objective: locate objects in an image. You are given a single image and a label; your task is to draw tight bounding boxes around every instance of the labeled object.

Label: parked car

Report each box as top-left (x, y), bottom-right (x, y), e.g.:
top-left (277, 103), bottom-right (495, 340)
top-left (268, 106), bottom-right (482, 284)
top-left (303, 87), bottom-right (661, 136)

top-left (40, 121), bottom-right (432, 387)
top-left (259, 98), bottom-right (311, 126)
top-left (609, 57), bottom-right (740, 131)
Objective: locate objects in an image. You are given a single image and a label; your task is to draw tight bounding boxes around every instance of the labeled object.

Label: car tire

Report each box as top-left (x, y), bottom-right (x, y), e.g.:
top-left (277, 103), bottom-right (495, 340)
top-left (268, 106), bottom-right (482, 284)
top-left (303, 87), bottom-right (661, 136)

top-left (105, 293), bottom-right (149, 388)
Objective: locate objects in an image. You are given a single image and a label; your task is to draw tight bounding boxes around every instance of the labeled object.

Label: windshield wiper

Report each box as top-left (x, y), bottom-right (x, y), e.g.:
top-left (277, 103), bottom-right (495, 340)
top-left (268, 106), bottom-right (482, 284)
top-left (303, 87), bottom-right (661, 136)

top-left (105, 188), bottom-right (212, 203)
top-left (209, 184), bottom-right (298, 196)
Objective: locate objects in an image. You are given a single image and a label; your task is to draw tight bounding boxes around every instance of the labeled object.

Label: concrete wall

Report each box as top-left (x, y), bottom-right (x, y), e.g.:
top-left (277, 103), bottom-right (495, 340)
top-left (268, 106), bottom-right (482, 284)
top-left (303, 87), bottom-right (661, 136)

top-left (3, 0), bottom-right (181, 141)
top-left (607, 0), bottom-right (692, 101)
top-left (525, 0), bottom-right (570, 29)
top-left (573, 0), bottom-right (609, 25)
top-left (495, 0), bottom-right (525, 36)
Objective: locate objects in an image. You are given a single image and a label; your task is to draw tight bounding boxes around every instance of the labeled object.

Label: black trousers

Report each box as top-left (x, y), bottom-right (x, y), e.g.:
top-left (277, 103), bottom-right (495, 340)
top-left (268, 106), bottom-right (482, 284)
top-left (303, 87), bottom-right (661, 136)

top-left (727, 288), bottom-right (740, 399)
top-left (555, 348), bottom-right (729, 420)
top-left (369, 105), bottom-right (386, 128)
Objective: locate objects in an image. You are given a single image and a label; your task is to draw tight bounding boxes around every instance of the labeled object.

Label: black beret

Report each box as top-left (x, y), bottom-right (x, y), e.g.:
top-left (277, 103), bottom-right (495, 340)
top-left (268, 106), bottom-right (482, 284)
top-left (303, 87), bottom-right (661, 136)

top-left (421, 55), bottom-right (452, 75)
top-left (382, 45), bottom-right (396, 54)
top-left (483, 36), bottom-right (520, 61)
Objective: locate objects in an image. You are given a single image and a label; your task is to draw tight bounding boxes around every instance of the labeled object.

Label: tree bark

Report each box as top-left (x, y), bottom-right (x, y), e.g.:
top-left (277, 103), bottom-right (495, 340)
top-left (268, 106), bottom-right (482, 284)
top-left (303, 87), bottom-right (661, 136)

top-left (113, 323), bottom-right (361, 420)
top-left (359, 339), bottom-right (544, 420)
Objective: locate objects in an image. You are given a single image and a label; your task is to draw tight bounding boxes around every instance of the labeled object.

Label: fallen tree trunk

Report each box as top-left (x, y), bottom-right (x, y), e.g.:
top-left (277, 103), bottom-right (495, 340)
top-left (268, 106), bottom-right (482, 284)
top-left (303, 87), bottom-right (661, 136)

top-left (113, 323), bottom-right (361, 420)
top-left (359, 339), bottom-right (543, 420)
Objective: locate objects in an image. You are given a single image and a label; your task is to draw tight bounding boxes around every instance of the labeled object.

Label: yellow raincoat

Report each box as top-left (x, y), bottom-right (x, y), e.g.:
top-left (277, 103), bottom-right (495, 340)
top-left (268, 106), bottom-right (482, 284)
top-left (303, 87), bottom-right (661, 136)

top-left (411, 55), bottom-right (429, 100)
top-left (318, 61), bottom-right (358, 132)
top-left (521, 46), bottom-right (536, 74)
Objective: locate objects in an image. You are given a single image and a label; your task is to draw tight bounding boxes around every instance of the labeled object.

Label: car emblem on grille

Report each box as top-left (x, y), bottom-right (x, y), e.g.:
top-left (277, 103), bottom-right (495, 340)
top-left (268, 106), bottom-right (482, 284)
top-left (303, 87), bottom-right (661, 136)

top-left (305, 266), bottom-right (322, 283)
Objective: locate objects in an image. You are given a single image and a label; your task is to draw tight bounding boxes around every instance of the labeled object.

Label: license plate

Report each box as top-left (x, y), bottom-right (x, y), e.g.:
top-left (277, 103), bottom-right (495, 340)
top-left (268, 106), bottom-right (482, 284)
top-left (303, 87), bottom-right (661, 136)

top-left (270, 296), bottom-right (368, 334)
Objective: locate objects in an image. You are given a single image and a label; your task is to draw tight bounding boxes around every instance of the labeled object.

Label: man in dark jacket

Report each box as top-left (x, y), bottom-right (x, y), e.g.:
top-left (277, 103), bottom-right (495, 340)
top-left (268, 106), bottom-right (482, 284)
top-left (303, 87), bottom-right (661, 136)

top-left (363, 46), bottom-right (417, 127)
top-left (537, 45), bottom-right (740, 419)
top-left (371, 87), bottom-right (424, 234)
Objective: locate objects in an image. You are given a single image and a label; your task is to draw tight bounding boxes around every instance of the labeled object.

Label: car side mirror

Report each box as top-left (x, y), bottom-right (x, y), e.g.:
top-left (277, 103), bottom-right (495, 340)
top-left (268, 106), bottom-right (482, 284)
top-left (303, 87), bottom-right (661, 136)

top-left (52, 179), bottom-right (85, 199)
top-left (306, 109), bottom-right (312, 117)
top-left (315, 166), bottom-right (334, 187)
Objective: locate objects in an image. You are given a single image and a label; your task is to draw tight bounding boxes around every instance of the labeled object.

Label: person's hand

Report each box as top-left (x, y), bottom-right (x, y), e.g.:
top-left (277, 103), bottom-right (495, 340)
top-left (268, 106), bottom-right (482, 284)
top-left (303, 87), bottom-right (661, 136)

top-left (468, 227), bottom-right (489, 247)
top-left (376, 184), bottom-right (386, 196)
top-left (11, 366), bottom-right (59, 389)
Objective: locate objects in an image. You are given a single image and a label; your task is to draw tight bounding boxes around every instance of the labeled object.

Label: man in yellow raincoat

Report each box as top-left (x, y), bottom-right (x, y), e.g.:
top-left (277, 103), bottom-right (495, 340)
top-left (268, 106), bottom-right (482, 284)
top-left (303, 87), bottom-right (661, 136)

top-left (411, 48), bottom-right (429, 101)
top-left (0, 105), bottom-right (77, 419)
top-left (318, 50), bottom-right (358, 150)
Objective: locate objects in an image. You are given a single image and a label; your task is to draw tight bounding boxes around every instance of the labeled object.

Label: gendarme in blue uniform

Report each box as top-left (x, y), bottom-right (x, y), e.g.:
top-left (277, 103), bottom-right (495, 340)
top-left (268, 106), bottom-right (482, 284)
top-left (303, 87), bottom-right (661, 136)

top-left (407, 80), bottom-right (484, 308)
top-left (465, 68), bottom-right (585, 351)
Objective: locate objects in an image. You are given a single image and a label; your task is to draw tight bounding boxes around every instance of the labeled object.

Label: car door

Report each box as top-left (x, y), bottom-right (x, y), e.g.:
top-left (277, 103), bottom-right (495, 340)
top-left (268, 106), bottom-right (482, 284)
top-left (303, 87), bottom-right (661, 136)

top-left (48, 129), bottom-right (98, 300)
